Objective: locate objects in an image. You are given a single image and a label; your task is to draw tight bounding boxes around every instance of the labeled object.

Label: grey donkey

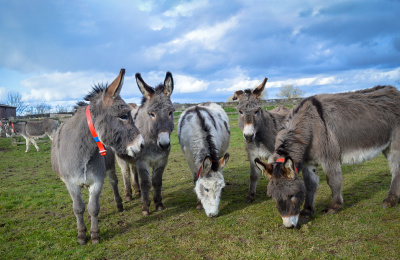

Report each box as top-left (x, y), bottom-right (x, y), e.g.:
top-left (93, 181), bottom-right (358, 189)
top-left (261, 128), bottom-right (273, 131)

top-left (51, 69), bottom-right (144, 244)
top-left (232, 78), bottom-right (295, 202)
top-left (5, 118), bottom-right (58, 152)
top-left (256, 85), bottom-right (400, 228)
top-left (116, 72), bottom-right (175, 216)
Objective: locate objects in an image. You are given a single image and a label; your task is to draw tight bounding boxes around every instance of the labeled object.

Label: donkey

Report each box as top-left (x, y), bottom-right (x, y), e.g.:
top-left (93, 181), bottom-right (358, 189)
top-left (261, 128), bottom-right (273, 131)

top-left (5, 118), bottom-right (58, 152)
top-left (116, 72), bottom-right (175, 216)
top-left (178, 102), bottom-right (230, 217)
top-left (232, 78), bottom-right (295, 202)
top-left (255, 85), bottom-right (400, 228)
top-left (51, 69), bottom-right (144, 244)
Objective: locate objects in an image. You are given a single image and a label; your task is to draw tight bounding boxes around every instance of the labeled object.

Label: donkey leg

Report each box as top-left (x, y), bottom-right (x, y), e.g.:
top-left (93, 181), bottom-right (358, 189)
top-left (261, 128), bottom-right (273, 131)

top-left (246, 162), bottom-right (260, 202)
top-left (106, 169), bottom-right (124, 212)
top-left (31, 138), bottom-right (40, 152)
top-left (152, 166), bottom-right (166, 211)
top-left (137, 165), bottom-right (152, 216)
top-left (131, 166), bottom-right (141, 197)
top-left (25, 138), bottom-right (30, 153)
top-left (116, 156), bottom-right (133, 201)
top-left (323, 162), bottom-right (343, 214)
top-left (301, 166), bottom-right (319, 218)
top-left (383, 149), bottom-right (400, 207)
top-left (87, 183), bottom-right (103, 244)
top-left (66, 184), bottom-right (86, 245)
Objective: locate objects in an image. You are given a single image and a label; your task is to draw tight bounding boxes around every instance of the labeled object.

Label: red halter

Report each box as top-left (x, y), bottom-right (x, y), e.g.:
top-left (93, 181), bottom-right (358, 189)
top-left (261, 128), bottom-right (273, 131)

top-left (86, 106), bottom-right (106, 156)
top-left (276, 158), bottom-right (298, 176)
top-left (11, 123), bottom-right (16, 134)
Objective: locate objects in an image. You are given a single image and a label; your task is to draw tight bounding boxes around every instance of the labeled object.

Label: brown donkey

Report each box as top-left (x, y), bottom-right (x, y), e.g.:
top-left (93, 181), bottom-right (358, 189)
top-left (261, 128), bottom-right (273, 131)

top-left (233, 78), bottom-right (293, 202)
top-left (255, 85), bottom-right (400, 228)
top-left (51, 69), bottom-right (144, 244)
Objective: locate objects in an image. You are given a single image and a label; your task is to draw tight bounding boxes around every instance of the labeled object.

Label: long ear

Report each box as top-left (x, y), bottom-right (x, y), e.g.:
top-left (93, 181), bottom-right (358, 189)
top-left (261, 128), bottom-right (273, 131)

top-left (104, 68), bottom-right (125, 101)
top-left (232, 90), bottom-right (244, 101)
top-left (201, 156), bottom-right (212, 177)
top-left (136, 73), bottom-right (154, 99)
top-left (218, 153), bottom-right (230, 171)
top-left (163, 72), bottom-right (174, 97)
top-left (254, 158), bottom-right (273, 179)
top-left (253, 78), bottom-right (268, 99)
top-left (284, 158), bottom-right (296, 179)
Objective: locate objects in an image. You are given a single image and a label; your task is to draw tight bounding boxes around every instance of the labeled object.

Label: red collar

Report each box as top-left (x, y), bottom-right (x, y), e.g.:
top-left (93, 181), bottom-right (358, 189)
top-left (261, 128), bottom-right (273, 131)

top-left (197, 165), bottom-right (203, 180)
top-left (11, 123), bottom-right (16, 134)
top-left (276, 158), bottom-right (298, 176)
top-left (86, 106), bottom-right (106, 156)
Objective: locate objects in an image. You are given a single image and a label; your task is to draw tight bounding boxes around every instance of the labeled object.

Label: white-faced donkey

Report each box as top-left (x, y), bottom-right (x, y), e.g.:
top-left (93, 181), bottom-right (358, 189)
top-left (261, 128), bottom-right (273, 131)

top-left (255, 85), bottom-right (400, 228)
top-left (116, 72), bottom-right (175, 216)
top-left (5, 118), bottom-right (58, 152)
top-left (232, 78), bottom-right (294, 202)
top-left (178, 102), bottom-right (230, 217)
top-left (51, 69), bottom-right (144, 244)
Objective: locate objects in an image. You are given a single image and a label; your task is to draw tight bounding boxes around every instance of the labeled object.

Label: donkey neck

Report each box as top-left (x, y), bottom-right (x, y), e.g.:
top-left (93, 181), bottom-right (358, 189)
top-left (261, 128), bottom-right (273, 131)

top-left (254, 110), bottom-right (282, 147)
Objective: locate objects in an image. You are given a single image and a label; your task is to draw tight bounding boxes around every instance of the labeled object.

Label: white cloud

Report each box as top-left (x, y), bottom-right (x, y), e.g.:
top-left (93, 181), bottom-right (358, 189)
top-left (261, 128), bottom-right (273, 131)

top-left (164, 0), bottom-right (208, 17)
top-left (174, 74), bottom-right (209, 93)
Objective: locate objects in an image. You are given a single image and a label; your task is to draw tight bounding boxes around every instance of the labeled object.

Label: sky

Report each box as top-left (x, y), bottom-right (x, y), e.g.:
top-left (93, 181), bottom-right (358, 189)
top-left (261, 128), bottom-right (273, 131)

top-left (1, 0), bottom-right (400, 112)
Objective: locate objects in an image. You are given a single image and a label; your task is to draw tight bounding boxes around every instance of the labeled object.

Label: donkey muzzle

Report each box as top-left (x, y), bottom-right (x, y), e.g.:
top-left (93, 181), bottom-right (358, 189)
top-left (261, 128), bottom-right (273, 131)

top-left (282, 215), bottom-right (299, 229)
top-left (157, 132), bottom-right (170, 151)
top-left (243, 124), bottom-right (255, 142)
top-left (127, 134), bottom-right (144, 157)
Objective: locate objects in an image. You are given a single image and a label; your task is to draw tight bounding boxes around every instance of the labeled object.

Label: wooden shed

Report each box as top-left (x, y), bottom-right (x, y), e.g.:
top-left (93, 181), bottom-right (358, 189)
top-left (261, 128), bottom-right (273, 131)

top-left (0, 104), bottom-right (17, 120)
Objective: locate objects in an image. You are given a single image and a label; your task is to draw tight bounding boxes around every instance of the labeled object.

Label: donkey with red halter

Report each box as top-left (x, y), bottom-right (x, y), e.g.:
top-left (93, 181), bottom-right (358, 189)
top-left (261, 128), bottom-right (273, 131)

top-left (116, 72), bottom-right (175, 216)
top-left (51, 69), bottom-right (144, 244)
top-left (5, 118), bottom-right (58, 152)
top-left (178, 102), bottom-right (230, 217)
top-left (255, 85), bottom-right (400, 228)
top-left (232, 78), bottom-right (295, 202)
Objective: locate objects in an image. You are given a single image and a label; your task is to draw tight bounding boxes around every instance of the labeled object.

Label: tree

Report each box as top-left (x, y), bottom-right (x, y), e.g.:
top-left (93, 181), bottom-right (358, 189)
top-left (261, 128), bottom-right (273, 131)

top-left (33, 102), bottom-right (52, 114)
top-left (5, 91), bottom-right (29, 116)
top-left (55, 104), bottom-right (73, 113)
top-left (277, 85), bottom-right (304, 99)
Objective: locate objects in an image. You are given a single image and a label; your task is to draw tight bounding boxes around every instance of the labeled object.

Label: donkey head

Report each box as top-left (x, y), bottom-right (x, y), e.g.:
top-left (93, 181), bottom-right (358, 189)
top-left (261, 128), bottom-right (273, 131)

top-left (233, 78), bottom-right (267, 142)
top-left (195, 153), bottom-right (229, 217)
top-left (255, 157), bottom-right (305, 228)
top-left (136, 72), bottom-right (175, 151)
top-left (86, 69), bottom-right (144, 157)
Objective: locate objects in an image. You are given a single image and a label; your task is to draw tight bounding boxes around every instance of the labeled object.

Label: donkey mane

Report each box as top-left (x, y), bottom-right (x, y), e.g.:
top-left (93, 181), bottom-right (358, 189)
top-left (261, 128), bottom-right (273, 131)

top-left (140, 84), bottom-right (166, 106)
top-left (84, 83), bottom-right (109, 102)
top-left (194, 106), bottom-right (219, 171)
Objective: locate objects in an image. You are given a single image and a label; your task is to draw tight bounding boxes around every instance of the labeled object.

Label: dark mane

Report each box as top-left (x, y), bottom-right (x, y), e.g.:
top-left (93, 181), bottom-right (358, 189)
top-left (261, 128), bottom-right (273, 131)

top-left (195, 106), bottom-right (219, 171)
top-left (244, 89), bottom-right (252, 95)
top-left (84, 83), bottom-right (108, 102)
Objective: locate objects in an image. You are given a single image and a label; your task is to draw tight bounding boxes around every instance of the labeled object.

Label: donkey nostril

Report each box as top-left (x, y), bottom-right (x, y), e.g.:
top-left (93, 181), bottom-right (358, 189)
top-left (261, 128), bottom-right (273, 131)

top-left (140, 143), bottom-right (144, 149)
top-left (159, 142), bottom-right (170, 150)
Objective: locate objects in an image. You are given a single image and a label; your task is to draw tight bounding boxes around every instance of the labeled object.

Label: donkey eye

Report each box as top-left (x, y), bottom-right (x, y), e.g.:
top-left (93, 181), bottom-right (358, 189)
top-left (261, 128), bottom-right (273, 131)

top-left (119, 114), bottom-right (129, 121)
top-left (255, 109), bottom-right (260, 115)
top-left (239, 110), bottom-right (243, 115)
top-left (149, 112), bottom-right (156, 118)
top-left (168, 111), bottom-right (173, 117)
top-left (204, 188), bottom-right (209, 192)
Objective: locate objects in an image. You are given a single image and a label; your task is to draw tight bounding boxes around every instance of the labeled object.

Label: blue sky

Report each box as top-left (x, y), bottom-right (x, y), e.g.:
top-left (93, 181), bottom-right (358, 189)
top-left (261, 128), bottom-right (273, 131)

top-left (1, 0), bottom-right (400, 110)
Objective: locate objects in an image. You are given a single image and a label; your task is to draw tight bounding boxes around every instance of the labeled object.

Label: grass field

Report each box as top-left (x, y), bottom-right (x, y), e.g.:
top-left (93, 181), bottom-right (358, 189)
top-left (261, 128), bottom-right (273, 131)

top-left (1, 109), bottom-right (399, 259)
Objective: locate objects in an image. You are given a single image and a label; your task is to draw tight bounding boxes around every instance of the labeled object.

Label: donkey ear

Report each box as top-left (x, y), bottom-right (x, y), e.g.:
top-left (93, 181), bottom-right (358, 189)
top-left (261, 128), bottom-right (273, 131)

top-left (284, 158), bottom-right (296, 179)
top-left (254, 158), bottom-right (273, 179)
top-left (252, 78), bottom-right (268, 99)
top-left (163, 72), bottom-right (174, 97)
top-left (104, 68), bottom-right (125, 101)
top-left (232, 90), bottom-right (244, 101)
top-left (136, 73), bottom-right (155, 99)
top-left (201, 156), bottom-right (212, 177)
top-left (218, 153), bottom-right (230, 171)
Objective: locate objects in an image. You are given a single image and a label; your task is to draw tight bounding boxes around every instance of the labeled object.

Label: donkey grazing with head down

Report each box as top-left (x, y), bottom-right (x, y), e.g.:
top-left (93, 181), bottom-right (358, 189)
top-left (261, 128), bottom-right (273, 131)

top-left (232, 78), bottom-right (295, 202)
top-left (51, 69), bottom-right (144, 244)
top-left (178, 102), bottom-right (230, 217)
top-left (116, 72), bottom-right (175, 216)
top-left (255, 85), bottom-right (400, 228)
top-left (5, 118), bottom-right (58, 152)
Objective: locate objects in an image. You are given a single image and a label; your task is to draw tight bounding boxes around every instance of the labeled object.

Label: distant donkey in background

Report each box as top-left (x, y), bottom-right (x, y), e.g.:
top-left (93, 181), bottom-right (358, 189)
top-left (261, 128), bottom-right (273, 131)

top-left (255, 85), bottom-right (400, 228)
top-left (232, 78), bottom-right (296, 202)
top-left (178, 102), bottom-right (230, 217)
top-left (116, 72), bottom-right (175, 216)
top-left (5, 118), bottom-right (58, 152)
top-left (51, 69), bottom-right (144, 245)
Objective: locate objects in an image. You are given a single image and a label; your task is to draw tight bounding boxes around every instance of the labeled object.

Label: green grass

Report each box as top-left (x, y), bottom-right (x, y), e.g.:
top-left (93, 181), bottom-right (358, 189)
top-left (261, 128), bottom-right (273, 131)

top-left (1, 112), bottom-right (400, 259)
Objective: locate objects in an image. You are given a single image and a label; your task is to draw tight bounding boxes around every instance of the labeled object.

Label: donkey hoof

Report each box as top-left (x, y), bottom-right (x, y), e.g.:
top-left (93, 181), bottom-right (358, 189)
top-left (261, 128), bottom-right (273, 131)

top-left (142, 210), bottom-right (149, 216)
top-left (117, 205), bottom-right (124, 212)
top-left (327, 208), bottom-right (339, 214)
top-left (156, 205), bottom-right (165, 211)
top-left (382, 197), bottom-right (396, 208)
top-left (134, 191), bottom-right (141, 197)
top-left (125, 195), bottom-right (133, 202)
top-left (91, 238), bottom-right (100, 245)
top-left (245, 194), bottom-right (256, 203)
